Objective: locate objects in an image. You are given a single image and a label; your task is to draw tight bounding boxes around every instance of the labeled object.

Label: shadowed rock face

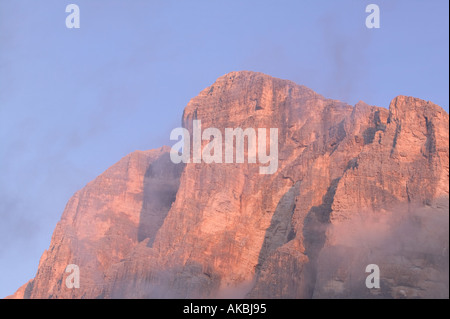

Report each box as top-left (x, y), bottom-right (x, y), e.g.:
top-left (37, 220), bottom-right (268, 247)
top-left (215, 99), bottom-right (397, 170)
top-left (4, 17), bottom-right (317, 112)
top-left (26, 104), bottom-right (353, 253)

top-left (8, 71), bottom-right (449, 299)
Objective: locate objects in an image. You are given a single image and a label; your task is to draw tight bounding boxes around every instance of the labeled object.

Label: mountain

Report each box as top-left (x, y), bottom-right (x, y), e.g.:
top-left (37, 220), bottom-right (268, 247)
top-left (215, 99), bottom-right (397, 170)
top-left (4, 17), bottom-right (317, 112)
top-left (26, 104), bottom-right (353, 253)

top-left (8, 71), bottom-right (449, 299)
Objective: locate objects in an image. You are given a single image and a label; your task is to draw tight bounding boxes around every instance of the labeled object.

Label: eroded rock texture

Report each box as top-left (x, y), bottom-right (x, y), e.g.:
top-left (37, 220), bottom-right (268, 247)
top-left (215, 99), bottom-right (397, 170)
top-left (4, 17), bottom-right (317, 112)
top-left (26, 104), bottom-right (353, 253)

top-left (9, 71), bottom-right (449, 299)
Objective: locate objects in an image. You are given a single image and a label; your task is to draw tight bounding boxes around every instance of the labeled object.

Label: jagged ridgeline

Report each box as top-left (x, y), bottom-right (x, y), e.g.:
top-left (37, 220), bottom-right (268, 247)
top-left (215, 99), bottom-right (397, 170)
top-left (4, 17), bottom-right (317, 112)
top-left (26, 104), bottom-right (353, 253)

top-left (8, 71), bottom-right (449, 299)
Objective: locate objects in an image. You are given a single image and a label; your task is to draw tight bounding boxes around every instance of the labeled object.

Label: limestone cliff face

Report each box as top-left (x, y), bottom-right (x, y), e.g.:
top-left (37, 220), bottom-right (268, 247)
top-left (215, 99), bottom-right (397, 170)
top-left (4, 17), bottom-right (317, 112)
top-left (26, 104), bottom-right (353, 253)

top-left (313, 96), bottom-right (449, 299)
top-left (9, 147), bottom-right (183, 299)
top-left (9, 71), bottom-right (449, 299)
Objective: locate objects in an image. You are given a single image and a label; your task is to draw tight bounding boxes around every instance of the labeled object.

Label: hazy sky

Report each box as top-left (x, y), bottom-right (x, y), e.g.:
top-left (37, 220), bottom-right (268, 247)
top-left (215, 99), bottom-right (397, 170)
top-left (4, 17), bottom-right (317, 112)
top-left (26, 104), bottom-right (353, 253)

top-left (0, 0), bottom-right (448, 298)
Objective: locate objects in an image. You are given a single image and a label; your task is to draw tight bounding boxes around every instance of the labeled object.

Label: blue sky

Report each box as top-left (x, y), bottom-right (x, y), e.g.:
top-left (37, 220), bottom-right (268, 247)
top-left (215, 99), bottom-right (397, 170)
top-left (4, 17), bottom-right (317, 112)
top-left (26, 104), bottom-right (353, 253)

top-left (0, 0), bottom-right (448, 298)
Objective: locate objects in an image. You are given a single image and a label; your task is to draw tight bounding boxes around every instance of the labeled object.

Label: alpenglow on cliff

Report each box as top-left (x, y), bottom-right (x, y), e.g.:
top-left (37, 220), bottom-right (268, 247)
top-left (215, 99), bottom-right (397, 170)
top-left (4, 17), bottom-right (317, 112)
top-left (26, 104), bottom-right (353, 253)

top-left (9, 71), bottom-right (449, 299)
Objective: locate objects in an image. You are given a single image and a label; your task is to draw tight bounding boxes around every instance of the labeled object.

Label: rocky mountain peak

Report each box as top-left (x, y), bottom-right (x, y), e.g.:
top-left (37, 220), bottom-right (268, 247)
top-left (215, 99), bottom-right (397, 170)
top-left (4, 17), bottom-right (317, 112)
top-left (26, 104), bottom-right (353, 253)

top-left (8, 72), bottom-right (449, 299)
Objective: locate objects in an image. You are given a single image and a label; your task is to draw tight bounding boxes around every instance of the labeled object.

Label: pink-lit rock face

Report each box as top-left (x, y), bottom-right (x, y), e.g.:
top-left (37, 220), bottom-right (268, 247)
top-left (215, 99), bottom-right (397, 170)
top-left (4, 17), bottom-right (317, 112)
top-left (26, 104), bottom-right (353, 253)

top-left (9, 71), bottom-right (449, 299)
